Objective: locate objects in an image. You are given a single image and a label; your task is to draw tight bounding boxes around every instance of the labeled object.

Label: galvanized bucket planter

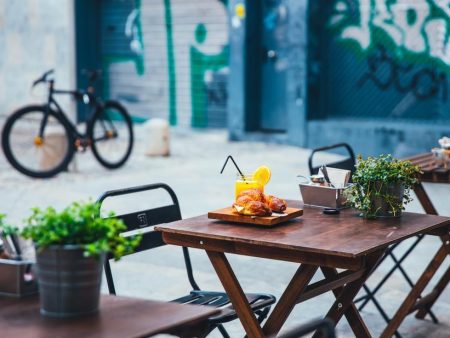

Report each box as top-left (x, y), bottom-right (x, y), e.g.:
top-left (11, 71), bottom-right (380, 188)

top-left (36, 245), bottom-right (105, 318)
top-left (369, 182), bottom-right (404, 218)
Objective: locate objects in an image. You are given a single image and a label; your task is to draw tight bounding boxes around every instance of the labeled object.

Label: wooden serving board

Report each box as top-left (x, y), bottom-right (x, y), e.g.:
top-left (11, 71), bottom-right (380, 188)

top-left (208, 207), bottom-right (303, 227)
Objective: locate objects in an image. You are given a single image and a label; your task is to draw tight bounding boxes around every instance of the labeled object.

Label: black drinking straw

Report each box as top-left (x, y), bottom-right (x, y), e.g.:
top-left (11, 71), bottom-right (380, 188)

top-left (220, 155), bottom-right (245, 180)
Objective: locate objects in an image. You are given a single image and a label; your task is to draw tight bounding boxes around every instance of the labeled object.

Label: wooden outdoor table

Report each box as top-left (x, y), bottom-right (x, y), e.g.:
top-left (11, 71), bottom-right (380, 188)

top-left (377, 152), bottom-right (450, 329)
top-left (0, 294), bottom-right (220, 338)
top-left (356, 152), bottom-right (450, 336)
top-left (156, 202), bottom-right (450, 338)
top-left (405, 152), bottom-right (450, 215)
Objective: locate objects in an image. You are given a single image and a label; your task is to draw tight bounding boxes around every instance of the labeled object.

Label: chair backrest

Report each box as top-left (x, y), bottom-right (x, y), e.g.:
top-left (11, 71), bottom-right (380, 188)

top-left (97, 183), bottom-right (183, 294)
top-left (308, 143), bottom-right (356, 176)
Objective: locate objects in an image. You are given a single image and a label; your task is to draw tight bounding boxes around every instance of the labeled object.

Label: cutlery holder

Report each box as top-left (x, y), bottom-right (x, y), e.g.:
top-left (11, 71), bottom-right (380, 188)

top-left (299, 183), bottom-right (352, 209)
top-left (0, 259), bottom-right (38, 297)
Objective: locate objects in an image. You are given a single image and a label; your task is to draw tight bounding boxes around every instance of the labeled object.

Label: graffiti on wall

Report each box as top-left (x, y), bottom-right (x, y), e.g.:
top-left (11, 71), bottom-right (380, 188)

top-left (168, 0), bottom-right (229, 127)
top-left (357, 45), bottom-right (448, 101)
top-left (103, 0), bottom-right (229, 127)
top-left (102, 0), bottom-right (145, 76)
top-left (190, 22), bottom-right (228, 127)
top-left (330, 0), bottom-right (450, 101)
top-left (330, 0), bottom-right (450, 68)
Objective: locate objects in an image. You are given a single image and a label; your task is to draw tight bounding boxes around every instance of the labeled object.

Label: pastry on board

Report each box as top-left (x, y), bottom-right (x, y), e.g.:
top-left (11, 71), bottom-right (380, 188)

top-left (237, 188), bottom-right (265, 202)
top-left (264, 195), bottom-right (287, 213)
top-left (233, 189), bottom-right (287, 216)
top-left (233, 200), bottom-right (272, 216)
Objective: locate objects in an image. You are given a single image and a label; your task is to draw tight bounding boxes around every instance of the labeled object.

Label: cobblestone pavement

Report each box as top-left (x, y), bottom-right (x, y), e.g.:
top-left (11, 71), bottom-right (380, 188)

top-left (1, 127), bottom-right (449, 337)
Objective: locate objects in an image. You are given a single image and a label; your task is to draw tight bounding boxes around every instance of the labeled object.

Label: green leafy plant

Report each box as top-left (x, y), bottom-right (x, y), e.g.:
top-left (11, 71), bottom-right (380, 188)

top-left (345, 154), bottom-right (421, 219)
top-left (0, 214), bottom-right (19, 236)
top-left (19, 201), bottom-right (140, 260)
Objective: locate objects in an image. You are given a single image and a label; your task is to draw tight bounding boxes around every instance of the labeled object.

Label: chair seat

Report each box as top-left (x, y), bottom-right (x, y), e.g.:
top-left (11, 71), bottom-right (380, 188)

top-left (172, 290), bottom-right (276, 324)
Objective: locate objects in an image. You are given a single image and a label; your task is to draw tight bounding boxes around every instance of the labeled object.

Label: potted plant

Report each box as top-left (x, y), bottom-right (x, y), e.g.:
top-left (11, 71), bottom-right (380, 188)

top-left (16, 201), bottom-right (140, 317)
top-left (345, 154), bottom-right (421, 219)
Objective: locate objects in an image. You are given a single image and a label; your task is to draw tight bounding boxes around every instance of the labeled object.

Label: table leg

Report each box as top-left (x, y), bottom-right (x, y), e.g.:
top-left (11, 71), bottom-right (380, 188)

top-left (206, 250), bottom-right (265, 338)
top-left (312, 252), bottom-right (384, 338)
top-left (415, 266), bottom-right (450, 320)
top-left (380, 233), bottom-right (450, 338)
top-left (416, 233), bottom-right (450, 320)
top-left (262, 264), bottom-right (318, 337)
top-left (321, 267), bottom-right (371, 338)
top-left (414, 183), bottom-right (438, 215)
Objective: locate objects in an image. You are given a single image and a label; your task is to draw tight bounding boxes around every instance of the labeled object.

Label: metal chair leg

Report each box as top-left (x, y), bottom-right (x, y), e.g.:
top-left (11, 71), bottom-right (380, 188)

top-left (358, 235), bottom-right (425, 311)
top-left (257, 307), bottom-right (271, 324)
top-left (217, 324), bottom-right (231, 338)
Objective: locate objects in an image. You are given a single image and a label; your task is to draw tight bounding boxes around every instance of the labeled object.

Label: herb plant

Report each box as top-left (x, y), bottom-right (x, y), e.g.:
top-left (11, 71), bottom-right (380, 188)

top-left (20, 202), bottom-right (140, 260)
top-left (0, 214), bottom-right (18, 236)
top-left (345, 154), bottom-right (421, 218)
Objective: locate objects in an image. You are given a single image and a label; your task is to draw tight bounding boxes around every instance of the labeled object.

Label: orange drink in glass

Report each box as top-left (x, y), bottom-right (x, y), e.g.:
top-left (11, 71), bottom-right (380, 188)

top-left (235, 174), bottom-right (264, 199)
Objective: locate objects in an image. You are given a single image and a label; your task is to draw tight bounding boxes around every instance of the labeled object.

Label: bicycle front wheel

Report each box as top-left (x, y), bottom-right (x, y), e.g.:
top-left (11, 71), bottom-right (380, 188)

top-left (89, 101), bottom-right (133, 169)
top-left (1, 106), bottom-right (74, 178)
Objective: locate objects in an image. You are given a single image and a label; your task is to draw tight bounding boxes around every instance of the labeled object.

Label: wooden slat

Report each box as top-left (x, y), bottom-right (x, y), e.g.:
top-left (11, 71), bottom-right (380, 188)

top-left (408, 290), bottom-right (439, 314)
top-left (296, 269), bottom-right (365, 304)
top-left (207, 251), bottom-right (265, 338)
top-left (263, 264), bottom-right (318, 337)
top-left (162, 232), bottom-right (365, 270)
top-left (321, 267), bottom-right (372, 338)
top-left (380, 234), bottom-right (450, 338)
top-left (312, 251), bottom-right (385, 338)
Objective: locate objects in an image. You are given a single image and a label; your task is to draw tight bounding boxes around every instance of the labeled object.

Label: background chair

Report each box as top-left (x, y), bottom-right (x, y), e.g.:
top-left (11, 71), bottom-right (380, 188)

top-left (308, 143), bottom-right (356, 177)
top-left (97, 183), bottom-right (276, 338)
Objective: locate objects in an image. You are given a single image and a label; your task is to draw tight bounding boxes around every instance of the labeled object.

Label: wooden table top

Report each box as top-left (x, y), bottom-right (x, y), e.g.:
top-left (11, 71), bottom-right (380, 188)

top-left (157, 201), bottom-right (450, 259)
top-left (0, 294), bottom-right (220, 338)
top-left (405, 152), bottom-right (450, 183)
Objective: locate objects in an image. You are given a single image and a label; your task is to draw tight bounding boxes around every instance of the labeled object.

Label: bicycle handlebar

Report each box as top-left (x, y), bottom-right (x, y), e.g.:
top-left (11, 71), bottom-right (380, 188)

top-left (32, 69), bottom-right (54, 87)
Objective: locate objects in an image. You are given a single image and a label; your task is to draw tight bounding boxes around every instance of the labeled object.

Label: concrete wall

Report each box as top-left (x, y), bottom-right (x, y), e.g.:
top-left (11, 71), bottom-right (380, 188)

top-left (100, 0), bottom-right (229, 128)
top-left (0, 0), bottom-right (76, 119)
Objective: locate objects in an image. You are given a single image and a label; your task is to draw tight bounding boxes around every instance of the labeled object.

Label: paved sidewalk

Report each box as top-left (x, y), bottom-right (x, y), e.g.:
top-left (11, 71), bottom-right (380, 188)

top-left (0, 127), bottom-right (449, 337)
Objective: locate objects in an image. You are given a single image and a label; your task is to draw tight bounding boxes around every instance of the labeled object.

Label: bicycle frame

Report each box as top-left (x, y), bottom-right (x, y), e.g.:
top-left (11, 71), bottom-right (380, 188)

top-left (39, 80), bottom-right (103, 140)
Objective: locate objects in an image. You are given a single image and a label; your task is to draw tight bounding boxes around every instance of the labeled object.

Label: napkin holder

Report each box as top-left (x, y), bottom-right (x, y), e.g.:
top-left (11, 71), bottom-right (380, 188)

top-left (299, 183), bottom-right (352, 209)
top-left (0, 258), bottom-right (38, 297)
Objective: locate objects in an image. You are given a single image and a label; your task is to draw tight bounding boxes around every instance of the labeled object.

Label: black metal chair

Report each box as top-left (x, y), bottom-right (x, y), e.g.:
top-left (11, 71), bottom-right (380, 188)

top-left (275, 318), bottom-right (335, 338)
top-left (308, 143), bottom-right (356, 177)
top-left (308, 144), bottom-right (435, 338)
top-left (97, 183), bottom-right (276, 338)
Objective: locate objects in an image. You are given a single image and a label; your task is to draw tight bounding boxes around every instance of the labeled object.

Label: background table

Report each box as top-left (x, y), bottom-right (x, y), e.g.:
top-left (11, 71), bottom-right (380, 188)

top-left (0, 294), bottom-right (220, 338)
top-left (157, 202), bottom-right (450, 338)
top-left (406, 152), bottom-right (450, 215)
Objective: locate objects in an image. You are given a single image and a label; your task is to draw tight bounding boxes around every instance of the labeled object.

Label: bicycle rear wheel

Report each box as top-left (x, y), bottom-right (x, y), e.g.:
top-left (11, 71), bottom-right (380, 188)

top-left (89, 101), bottom-right (133, 169)
top-left (1, 106), bottom-right (74, 178)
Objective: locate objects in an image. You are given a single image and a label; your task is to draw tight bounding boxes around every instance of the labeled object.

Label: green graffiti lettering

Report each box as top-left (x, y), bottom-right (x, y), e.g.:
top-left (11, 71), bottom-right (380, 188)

top-left (330, 0), bottom-right (450, 70)
top-left (190, 23), bottom-right (228, 128)
top-left (164, 0), bottom-right (177, 126)
top-left (189, 1), bottom-right (229, 128)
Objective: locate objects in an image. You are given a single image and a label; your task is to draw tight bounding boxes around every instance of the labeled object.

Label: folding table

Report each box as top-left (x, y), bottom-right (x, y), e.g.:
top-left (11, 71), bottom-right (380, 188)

top-left (157, 202), bottom-right (450, 338)
top-left (355, 152), bottom-right (450, 337)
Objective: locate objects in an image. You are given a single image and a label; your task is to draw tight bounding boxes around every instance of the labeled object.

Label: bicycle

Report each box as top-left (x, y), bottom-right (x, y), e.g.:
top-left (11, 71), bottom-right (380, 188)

top-left (1, 69), bottom-right (134, 178)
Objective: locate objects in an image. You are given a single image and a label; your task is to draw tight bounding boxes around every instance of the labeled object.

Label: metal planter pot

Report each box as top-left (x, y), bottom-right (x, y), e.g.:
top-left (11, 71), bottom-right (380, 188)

top-left (370, 182), bottom-right (404, 218)
top-left (36, 245), bottom-right (105, 318)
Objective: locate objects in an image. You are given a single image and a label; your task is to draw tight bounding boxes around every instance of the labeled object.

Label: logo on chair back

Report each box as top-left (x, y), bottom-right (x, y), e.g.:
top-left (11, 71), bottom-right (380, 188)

top-left (137, 213), bottom-right (148, 228)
